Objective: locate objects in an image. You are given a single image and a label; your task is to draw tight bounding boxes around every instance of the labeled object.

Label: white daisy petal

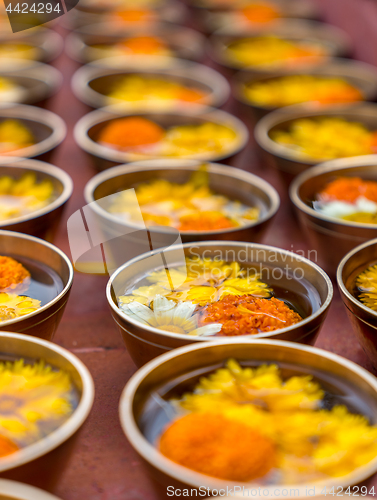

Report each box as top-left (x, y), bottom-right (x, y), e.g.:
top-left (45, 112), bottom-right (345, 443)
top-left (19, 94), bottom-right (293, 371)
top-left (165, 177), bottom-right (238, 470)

top-left (127, 301), bottom-right (155, 324)
top-left (189, 323), bottom-right (223, 337)
top-left (153, 295), bottom-right (176, 326)
top-left (172, 301), bottom-right (197, 326)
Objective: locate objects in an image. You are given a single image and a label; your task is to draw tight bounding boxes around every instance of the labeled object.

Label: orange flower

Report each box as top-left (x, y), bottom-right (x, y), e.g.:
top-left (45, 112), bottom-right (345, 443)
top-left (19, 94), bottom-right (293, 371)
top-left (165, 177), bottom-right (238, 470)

top-left (98, 117), bottom-right (165, 150)
top-left (241, 3), bottom-right (280, 23)
top-left (200, 294), bottom-right (302, 336)
top-left (318, 177), bottom-right (377, 204)
top-left (159, 412), bottom-right (276, 481)
top-left (178, 212), bottom-right (237, 231)
top-left (0, 256), bottom-right (30, 291)
top-left (0, 435), bottom-right (18, 457)
top-left (119, 36), bottom-right (168, 55)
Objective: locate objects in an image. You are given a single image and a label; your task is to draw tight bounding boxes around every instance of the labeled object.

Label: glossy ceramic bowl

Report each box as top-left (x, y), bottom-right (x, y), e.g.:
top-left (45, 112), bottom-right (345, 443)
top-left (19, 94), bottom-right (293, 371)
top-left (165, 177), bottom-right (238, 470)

top-left (0, 230), bottom-right (73, 341)
top-left (65, 23), bottom-right (206, 65)
top-left (119, 339), bottom-right (377, 498)
top-left (0, 332), bottom-right (94, 491)
top-left (0, 28), bottom-right (63, 64)
top-left (107, 241), bottom-right (333, 367)
top-left (337, 238), bottom-right (377, 368)
top-left (61, 0), bottom-right (187, 30)
top-left (74, 106), bottom-right (249, 170)
top-left (71, 62), bottom-right (230, 110)
top-left (255, 102), bottom-right (377, 186)
top-left (83, 159), bottom-right (280, 244)
top-left (233, 58), bottom-right (377, 121)
top-left (0, 63), bottom-right (62, 107)
top-left (290, 155), bottom-right (377, 275)
top-left (0, 480), bottom-right (63, 500)
top-left (0, 104), bottom-right (66, 162)
top-left (201, 0), bottom-right (319, 34)
top-left (0, 158), bottom-right (73, 241)
top-left (208, 20), bottom-right (351, 74)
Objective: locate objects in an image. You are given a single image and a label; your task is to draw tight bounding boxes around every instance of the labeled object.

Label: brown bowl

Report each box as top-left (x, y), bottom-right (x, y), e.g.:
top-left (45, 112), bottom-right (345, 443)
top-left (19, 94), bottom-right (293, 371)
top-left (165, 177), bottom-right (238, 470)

top-left (61, 1), bottom-right (187, 30)
top-left (0, 62), bottom-right (62, 107)
top-left (0, 157), bottom-right (73, 241)
top-left (119, 339), bottom-right (377, 498)
top-left (0, 104), bottom-right (66, 162)
top-left (83, 159), bottom-right (279, 245)
top-left (0, 230), bottom-right (73, 341)
top-left (0, 28), bottom-right (63, 64)
top-left (74, 106), bottom-right (249, 170)
top-left (65, 23), bottom-right (206, 65)
top-left (290, 155), bottom-right (377, 276)
top-left (208, 20), bottom-right (351, 75)
top-left (233, 58), bottom-right (377, 121)
top-left (0, 332), bottom-right (94, 491)
top-left (71, 62), bottom-right (230, 110)
top-left (337, 238), bottom-right (377, 368)
top-left (255, 102), bottom-right (377, 187)
top-left (107, 241), bottom-right (333, 367)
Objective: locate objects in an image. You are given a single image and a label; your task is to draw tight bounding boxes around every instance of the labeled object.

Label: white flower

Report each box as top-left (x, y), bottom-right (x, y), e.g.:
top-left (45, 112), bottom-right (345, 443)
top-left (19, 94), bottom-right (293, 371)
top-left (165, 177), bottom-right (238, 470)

top-left (119, 295), bottom-right (222, 337)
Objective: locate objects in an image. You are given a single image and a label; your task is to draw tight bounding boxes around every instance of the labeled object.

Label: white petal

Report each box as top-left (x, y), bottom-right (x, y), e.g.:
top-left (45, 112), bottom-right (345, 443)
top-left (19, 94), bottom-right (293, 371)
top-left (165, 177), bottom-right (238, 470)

top-left (189, 323), bottom-right (223, 337)
top-left (153, 295), bottom-right (176, 326)
top-left (127, 301), bottom-right (155, 324)
top-left (172, 301), bottom-right (196, 326)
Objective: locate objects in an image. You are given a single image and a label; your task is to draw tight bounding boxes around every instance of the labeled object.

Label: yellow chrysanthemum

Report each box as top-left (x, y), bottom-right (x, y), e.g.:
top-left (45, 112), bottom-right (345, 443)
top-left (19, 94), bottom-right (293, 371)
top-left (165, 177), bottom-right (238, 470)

top-left (178, 360), bottom-right (323, 413)
top-left (0, 292), bottom-right (41, 321)
top-left (355, 264), bottom-right (377, 311)
top-left (0, 359), bottom-right (74, 444)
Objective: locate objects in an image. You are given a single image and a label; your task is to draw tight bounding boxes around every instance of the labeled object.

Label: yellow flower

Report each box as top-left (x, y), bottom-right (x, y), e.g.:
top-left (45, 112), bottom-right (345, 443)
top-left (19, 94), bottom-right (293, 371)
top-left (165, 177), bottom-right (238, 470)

top-left (178, 360), bottom-right (323, 413)
top-left (0, 292), bottom-right (41, 321)
top-left (0, 359), bottom-right (74, 444)
top-left (356, 264), bottom-right (377, 311)
top-left (118, 284), bottom-right (169, 306)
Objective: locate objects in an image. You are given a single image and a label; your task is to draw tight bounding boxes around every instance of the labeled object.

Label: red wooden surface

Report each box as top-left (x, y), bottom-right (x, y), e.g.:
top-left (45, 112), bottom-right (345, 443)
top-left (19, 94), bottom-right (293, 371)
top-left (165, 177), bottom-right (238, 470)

top-left (39, 3), bottom-right (377, 498)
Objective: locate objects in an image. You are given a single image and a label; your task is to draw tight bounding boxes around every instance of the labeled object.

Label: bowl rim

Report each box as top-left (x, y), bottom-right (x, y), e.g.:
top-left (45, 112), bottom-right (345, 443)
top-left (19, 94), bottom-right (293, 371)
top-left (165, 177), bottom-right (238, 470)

top-left (73, 105), bottom-right (249, 163)
top-left (337, 237), bottom-right (377, 320)
top-left (0, 103), bottom-right (67, 157)
top-left (0, 157), bottom-right (73, 228)
top-left (0, 230), bottom-right (74, 327)
top-left (232, 58), bottom-right (377, 111)
top-left (71, 61), bottom-right (231, 110)
top-left (289, 154), bottom-right (377, 229)
top-left (0, 479), bottom-right (62, 500)
top-left (254, 102), bottom-right (377, 165)
top-left (0, 331), bottom-right (94, 473)
top-left (83, 159), bottom-right (280, 236)
top-left (119, 338), bottom-right (377, 495)
top-left (0, 28), bottom-right (64, 64)
top-left (106, 240), bottom-right (333, 341)
top-left (0, 62), bottom-right (63, 104)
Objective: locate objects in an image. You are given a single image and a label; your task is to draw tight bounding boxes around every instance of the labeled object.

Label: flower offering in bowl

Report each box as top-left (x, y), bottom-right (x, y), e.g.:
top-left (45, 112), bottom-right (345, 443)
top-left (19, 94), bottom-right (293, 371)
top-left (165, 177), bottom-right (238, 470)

top-left (84, 159), bottom-right (279, 243)
top-left (0, 158), bottom-right (72, 240)
top-left (0, 28), bottom-right (63, 64)
top-left (0, 332), bottom-right (94, 490)
top-left (234, 59), bottom-right (377, 119)
top-left (66, 24), bottom-right (206, 65)
top-left (74, 107), bottom-right (248, 170)
top-left (0, 230), bottom-right (73, 341)
top-left (290, 156), bottom-right (377, 274)
top-left (337, 238), bottom-right (377, 368)
top-left (255, 103), bottom-right (377, 185)
top-left (107, 241), bottom-right (332, 366)
top-left (72, 63), bottom-right (230, 110)
top-left (119, 339), bottom-right (377, 497)
top-left (0, 105), bottom-right (66, 162)
top-left (209, 20), bottom-right (350, 74)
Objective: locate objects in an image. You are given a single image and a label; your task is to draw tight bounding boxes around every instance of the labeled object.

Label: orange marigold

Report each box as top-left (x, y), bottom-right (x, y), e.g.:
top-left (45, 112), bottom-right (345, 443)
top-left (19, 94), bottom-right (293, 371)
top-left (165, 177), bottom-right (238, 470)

top-left (200, 294), bottom-right (302, 336)
top-left (0, 256), bottom-right (30, 291)
top-left (159, 412), bottom-right (276, 481)
top-left (318, 177), bottom-right (377, 204)
top-left (98, 117), bottom-right (165, 150)
top-left (0, 435), bottom-right (18, 457)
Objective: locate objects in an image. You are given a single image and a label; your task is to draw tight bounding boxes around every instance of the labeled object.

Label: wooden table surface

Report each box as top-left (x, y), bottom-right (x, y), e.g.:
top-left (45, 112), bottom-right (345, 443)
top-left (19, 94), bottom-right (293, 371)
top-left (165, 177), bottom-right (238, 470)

top-left (42, 4), bottom-right (377, 498)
